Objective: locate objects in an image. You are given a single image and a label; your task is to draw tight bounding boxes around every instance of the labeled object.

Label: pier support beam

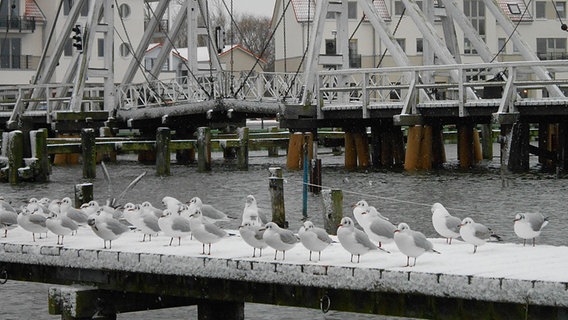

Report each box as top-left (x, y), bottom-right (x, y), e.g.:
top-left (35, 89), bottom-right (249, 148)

top-left (197, 127), bottom-right (212, 172)
top-left (344, 129), bottom-right (369, 170)
top-left (198, 300), bottom-right (244, 320)
top-left (508, 122), bottom-right (530, 172)
top-left (156, 127), bottom-right (171, 176)
top-left (81, 128), bottom-right (96, 179)
top-left (286, 132), bottom-right (313, 170)
top-left (404, 125), bottom-right (441, 170)
top-left (480, 124), bottom-right (494, 160)
top-left (371, 123), bottom-right (405, 169)
top-left (457, 124), bottom-right (480, 169)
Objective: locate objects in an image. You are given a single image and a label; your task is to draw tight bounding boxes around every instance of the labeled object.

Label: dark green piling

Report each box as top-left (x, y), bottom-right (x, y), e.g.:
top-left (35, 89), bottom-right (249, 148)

top-left (268, 126), bottom-right (279, 157)
top-left (7, 130), bottom-right (23, 184)
top-left (156, 127), bottom-right (171, 176)
top-left (269, 167), bottom-right (286, 228)
top-left (33, 128), bottom-right (50, 182)
top-left (75, 183), bottom-right (94, 208)
top-left (81, 128), bottom-right (96, 179)
top-left (197, 127), bottom-right (211, 172)
top-left (237, 127), bottom-right (249, 171)
top-left (321, 188), bottom-right (343, 235)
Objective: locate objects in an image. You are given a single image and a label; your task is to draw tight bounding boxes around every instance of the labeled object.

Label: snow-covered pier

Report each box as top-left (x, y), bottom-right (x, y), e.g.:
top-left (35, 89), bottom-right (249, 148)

top-left (0, 227), bottom-right (567, 319)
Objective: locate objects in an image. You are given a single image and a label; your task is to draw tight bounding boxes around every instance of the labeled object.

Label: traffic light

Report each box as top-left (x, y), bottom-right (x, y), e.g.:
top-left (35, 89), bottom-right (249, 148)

top-left (71, 25), bottom-right (83, 51)
top-left (215, 26), bottom-right (225, 54)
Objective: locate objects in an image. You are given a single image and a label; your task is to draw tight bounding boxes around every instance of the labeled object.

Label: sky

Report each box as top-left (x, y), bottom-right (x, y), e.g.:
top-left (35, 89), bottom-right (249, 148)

top-left (226, 0), bottom-right (276, 18)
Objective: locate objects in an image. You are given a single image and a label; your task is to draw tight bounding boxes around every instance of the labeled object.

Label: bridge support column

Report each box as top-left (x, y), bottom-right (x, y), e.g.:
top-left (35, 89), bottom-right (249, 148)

top-left (156, 127), bottom-right (171, 176)
top-left (457, 124), bottom-right (480, 169)
top-left (404, 125), bottom-right (438, 170)
top-left (344, 129), bottom-right (369, 170)
top-left (197, 127), bottom-right (212, 172)
top-left (371, 123), bottom-right (405, 169)
top-left (197, 300), bottom-right (244, 320)
top-left (508, 122), bottom-right (530, 172)
top-left (286, 132), bottom-right (313, 170)
top-left (480, 124), bottom-right (494, 160)
top-left (538, 122), bottom-right (553, 170)
top-left (431, 124), bottom-right (446, 168)
top-left (81, 128), bottom-right (96, 179)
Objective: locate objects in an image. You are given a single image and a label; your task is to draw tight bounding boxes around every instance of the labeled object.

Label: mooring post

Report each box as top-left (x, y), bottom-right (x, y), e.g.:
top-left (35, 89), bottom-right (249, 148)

top-left (268, 126), bottom-right (279, 157)
top-left (197, 300), bottom-right (244, 320)
top-left (480, 124), bottom-right (494, 160)
top-left (156, 127), bottom-right (171, 176)
top-left (237, 127), bottom-right (249, 170)
top-left (81, 128), bottom-right (96, 179)
top-left (74, 183), bottom-right (94, 208)
top-left (310, 158), bottom-right (322, 194)
top-left (269, 167), bottom-right (287, 228)
top-left (33, 128), bottom-right (50, 182)
top-left (197, 127), bottom-right (211, 172)
top-left (321, 188), bottom-right (343, 235)
top-left (286, 132), bottom-right (303, 170)
top-left (344, 130), bottom-right (357, 170)
top-left (302, 137), bottom-right (309, 219)
top-left (7, 130), bottom-right (24, 184)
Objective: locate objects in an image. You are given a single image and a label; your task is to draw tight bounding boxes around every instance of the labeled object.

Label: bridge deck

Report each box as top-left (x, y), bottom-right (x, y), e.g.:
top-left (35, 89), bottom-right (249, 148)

top-left (0, 227), bottom-right (567, 318)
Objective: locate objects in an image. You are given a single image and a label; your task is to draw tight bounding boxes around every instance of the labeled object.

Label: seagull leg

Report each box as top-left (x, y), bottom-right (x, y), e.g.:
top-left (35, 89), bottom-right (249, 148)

top-left (3, 230), bottom-right (7, 237)
top-left (350, 254), bottom-right (354, 263)
top-left (32, 233), bottom-right (36, 242)
top-left (61, 236), bottom-right (64, 245)
top-left (169, 237), bottom-right (174, 246)
top-left (259, 248), bottom-right (263, 257)
top-left (274, 250), bottom-right (277, 260)
top-left (208, 244), bottom-right (211, 255)
top-left (449, 238), bottom-right (452, 245)
top-left (357, 254), bottom-right (360, 263)
top-left (309, 251), bottom-right (312, 261)
top-left (109, 240), bottom-right (112, 249)
top-left (523, 239), bottom-right (526, 246)
top-left (532, 238), bottom-right (536, 247)
top-left (202, 243), bottom-right (206, 255)
top-left (413, 257), bottom-right (417, 267)
top-left (252, 248), bottom-right (256, 258)
top-left (318, 251), bottom-right (321, 262)
top-left (473, 245), bottom-right (477, 254)
top-left (178, 237), bottom-right (181, 246)
top-left (283, 251), bottom-right (286, 261)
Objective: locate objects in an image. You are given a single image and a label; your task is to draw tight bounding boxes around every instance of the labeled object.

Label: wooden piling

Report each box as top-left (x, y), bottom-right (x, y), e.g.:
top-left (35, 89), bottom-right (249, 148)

top-left (404, 125), bottom-right (422, 170)
top-left (269, 167), bottom-right (286, 228)
top-left (156, 127), bottom-right (171, 176)
top-left (354, 131), bottom-right (370, 168)
top-left (286, 132), bottom-right (303, 170)
top-left (431, 124), bottom-right (446, 168)
top-left (321, 188), bottom-right (343, 235)
top-left (81, 128), bottom-right (97, 179)
top-left (237, 127), bottom-right (249, 170)
top-left (309, 158), bottom-right (322, 194)
top-left (344, 131), bottom-right (357, 170)
top-left (7, 130), bottom-right (23, 184)
top-left (268, 126), bottom-right (279, 157)
top-left (97, 126), bottom-right (117, 163)
top-left (197, 127), bottom-right (212, 172)
top-left (32, 128), bottom-right (50, 182)
top-left (370, 125), bottom-right (382, 168)
top-left (417, 125), bottom-right (433, 170)
top-left (74, 183), bottom-right (94, 208)
top-left (508, 122), bottom-right (530, 172)
top-left (480, 124), bottom-right (494, 160)
top-left (457, 124), bottom-right (474, 169)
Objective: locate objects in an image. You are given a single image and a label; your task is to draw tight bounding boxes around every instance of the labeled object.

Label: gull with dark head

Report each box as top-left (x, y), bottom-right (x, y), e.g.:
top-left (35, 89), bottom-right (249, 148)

top-left (0, 197), bottom-right (18, 237)
top-left (239, 222), bottom-right (267, 257)
top-left (158, 208), bottom-right (192, 246)
top-left (17, 206), bottom-right (47, 242)
top-left (188, 208), bottom-right (228, 255)
top-left (298, 221), bottom-right (332, 262)
top-left (514, 212), bottom-right (548, 246)
top-left (87, 209), bottom-right (130, 249)
top-left (459, 217), bottom-right (502, 253)
top-left (337, 217), bottom-right (385, 263)
top-left (187, 197), bottom-right (230, 223)
top-left (394, 223), bottom-right (440, 267)
top-left (46, 211), bottom-right (78, 245)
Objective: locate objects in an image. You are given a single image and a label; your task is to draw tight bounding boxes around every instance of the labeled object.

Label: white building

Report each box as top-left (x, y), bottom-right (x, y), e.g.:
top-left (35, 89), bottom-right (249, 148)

top-left (271, 0), bottom-right (568, 72)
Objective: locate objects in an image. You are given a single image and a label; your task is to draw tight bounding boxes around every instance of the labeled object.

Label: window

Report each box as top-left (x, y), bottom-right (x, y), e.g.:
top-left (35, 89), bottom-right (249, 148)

top-left (119, 3), bottom-right (131, 18)
top-left (119, 43), bottom-right (131, 57)
top-left (326, 11), bottom-right (336, 19)
top-left (537, 38), bottom-right (567, 60)
top-left (97, 38), bottom-right (104, 57)
top-left (507, 3), bottom-right (521, 14)
top-left (396, 38), bottom-right (406, 52)
top-left (416, 38), bottom-right (423, 54)
top-left (394, 1), bottom-right (405, 15)
top-left (0, 38), bottom-right (21, 68)
top-left (535, 1), bottom-right (546, 18)
top-left (497, 38), bottom-right (506, 53)
top-left (464, 0), bottom-right (486, 54)
top-left (349, 39), bottom-right (360, 68)
top-left (64, 0), bottom-right (89, 16)
top-left (348, 1), bottom-right (357, 19)
top-left (325, 39), bottom-right (336, 55)
top-left (64, 38), bottom-right (73, 56)
top-left (556, 1), bottom-right (566, 18)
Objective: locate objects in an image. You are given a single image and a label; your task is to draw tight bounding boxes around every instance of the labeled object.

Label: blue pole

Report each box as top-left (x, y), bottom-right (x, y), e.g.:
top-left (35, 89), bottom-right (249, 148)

top-left (302, 140), bottom-right (308, 219)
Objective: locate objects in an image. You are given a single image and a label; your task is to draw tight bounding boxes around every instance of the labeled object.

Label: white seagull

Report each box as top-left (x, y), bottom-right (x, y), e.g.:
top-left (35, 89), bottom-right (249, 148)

top-left (352, 200), bottom-right (389, 228)
top-left (0, 198), bottom-right (18, 237)
top-left (188, 209), bottom-right (228, 255)
top-left (241, 195), bottom-right (267, 226)
top-left (17, 206), bottom-right (48, 242)
top-left (431, 202), bottom-right (461, 244)
top-left (162, 196), bottom-right (184, 213)
top-left (393, 223), bottom-right (440, 267)
top-left (337, 217), bottom-right (384, 263)
top-left (140, 201), bottom-right (163, 219)
top-left (262, 222), bottom-right (299, 260)
top-left (239, 222), bottom-right (267, 257)
top-left (158, 209), bottom-right (192, 246)
top-left (46, 212), bottom-right (78, 245)
top-left (359, 208), bottom-right (396, 248)
top-left (298, 221), bottom-right (333, 262)
top-left (60, 197), bottom-right (89, 227)
top-left (187, 197), bottom-right (230, 223)
top-left (513, 212), bottom-right (548, 246)
top-left (459, 217), bottom-right (502, 253)
top-left (87, 209), bottom-right (130, 249)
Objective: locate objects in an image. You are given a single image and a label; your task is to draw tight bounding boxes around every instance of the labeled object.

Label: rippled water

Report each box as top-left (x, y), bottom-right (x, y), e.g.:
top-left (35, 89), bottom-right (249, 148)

top-left (1, 146), bottom-right (565, 319)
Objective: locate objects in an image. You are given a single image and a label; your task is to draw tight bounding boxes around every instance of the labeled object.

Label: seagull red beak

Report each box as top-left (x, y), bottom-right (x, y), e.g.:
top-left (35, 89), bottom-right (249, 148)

top-left (394, 229), bottom-right (400, 233)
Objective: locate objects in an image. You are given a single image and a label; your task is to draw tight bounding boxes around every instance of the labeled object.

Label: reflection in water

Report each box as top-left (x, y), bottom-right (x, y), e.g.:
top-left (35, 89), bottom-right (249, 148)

top-left (0, 148), bottom-right (563, 319)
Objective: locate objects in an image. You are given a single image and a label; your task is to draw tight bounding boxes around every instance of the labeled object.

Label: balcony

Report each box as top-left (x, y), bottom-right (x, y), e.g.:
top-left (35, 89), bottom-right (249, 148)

top-left (0, 16), bottom-right (36, 33)
top-left (537, 52), bottom-right (568, 60)
top-left (0, 55), bottom-right (40, 70)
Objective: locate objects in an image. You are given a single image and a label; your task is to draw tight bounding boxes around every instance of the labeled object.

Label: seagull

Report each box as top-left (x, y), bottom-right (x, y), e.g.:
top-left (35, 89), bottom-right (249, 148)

top-left (514, 212), bottom-right (549, 246)
top-left (17, 207), bottom-right (48, 242)
top-left (393, 223), bottom-right (440, 267)
top-left (158, 209), bottom-right (192, 246)
top-left (87, 209), bottom-right (130, 249)
top-left (239, 222), bottom-right (267, 258)
top-left (0, 201), bottom-right (18, 237)
top-left (187, 197), bottom-right (230, 223)
top-left (188, 209), bottom-right (228, 255)
top-left (352, 200), bottom-right (390, 228)
top-left (122, 202), bottom-right (160, 241)
top-left (262, 222), bottom-right (299, 260)
top-left (431, 202), bottom-right (462, 244)
top-left (60, 197), bottom-right (89, 227)
top-left (162, 196), bottom-right (183, 213)
top-left (140, 201), bottom-right (163, 219)
top-left (459, 217), bottom-right (502, 253)
top-left (241, 195), bottom-right (268, 226)
top-left (80, 200), bottom-right (100, 216)
top-left (359, 208), bottom-right (396, 248)
top-left (337, 217), bottom-right (384, 263)
top-left (46, 212), bottom-right (78, 245)
top-left (298, 221), bottom-right (332, 262)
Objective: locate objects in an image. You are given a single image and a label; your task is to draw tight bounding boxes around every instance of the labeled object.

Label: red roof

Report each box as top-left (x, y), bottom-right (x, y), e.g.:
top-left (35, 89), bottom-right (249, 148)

top-left (25, 0), bottom-right (46, 23)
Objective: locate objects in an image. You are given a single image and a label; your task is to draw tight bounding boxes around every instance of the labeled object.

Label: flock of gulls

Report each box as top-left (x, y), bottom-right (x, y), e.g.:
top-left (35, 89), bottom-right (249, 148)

top-left (0, 194), bottom-right (549, 266)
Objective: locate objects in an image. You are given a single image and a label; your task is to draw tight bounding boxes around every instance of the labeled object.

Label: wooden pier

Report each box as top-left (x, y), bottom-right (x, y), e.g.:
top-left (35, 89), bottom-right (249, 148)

top-left (0, 227), bottom-right (567, 319)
